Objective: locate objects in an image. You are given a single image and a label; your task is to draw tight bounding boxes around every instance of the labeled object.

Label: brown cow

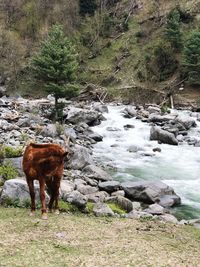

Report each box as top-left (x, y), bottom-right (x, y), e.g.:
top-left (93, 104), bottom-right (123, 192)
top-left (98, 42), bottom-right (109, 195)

top-left (22, 142), bottom-right (70, 219)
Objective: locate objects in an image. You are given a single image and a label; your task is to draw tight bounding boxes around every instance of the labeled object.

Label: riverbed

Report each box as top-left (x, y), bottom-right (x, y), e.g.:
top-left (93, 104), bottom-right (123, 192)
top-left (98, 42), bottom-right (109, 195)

top-left (93, 105), bottom-right (200, 219)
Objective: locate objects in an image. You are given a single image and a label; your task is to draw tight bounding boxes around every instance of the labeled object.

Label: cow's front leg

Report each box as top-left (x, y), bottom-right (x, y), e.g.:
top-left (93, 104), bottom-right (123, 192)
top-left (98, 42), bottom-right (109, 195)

top-left (27, 179), bottom-right (35, 216)
top-left (39, 179), bottom-right (47, 220)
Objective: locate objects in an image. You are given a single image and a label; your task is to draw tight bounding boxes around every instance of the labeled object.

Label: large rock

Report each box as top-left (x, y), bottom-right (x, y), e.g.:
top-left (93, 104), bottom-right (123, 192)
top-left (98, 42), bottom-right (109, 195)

top-left (66, 107), bottom-right (103, 126)
top-left (64, 190), bottom-right (87, 209)
top-left (76, 184), bottom-right (98, 195)
top-left (107, 196), bottom-right (133, 212)
top-left (86, 191), bottom-right (109, 203)
top-left (149, 114), bottom-right (176, 123)
top-left (93, 203), bottom-right (114, 217)
top-left (60, 180), bottom-right (75, 199)
top-left (40, 124), bottom-right (58, 138)
top-left (98, 181), bottom-right (121, 193)
top-left (0, 178), bottom-right (49, 205)
top-left (144, 203), bottom-right (165, 215)
top-left (83, 164), bottom-right (112, 181)
top-left (175, 116), bottom-right (196, 130)
top-left (122, 107), bottom-right (137, 118)
top-left (67, 145), bottom-right (94, 170)
top-left (150, 126), bottom-right (178, 145)
top-left (121, 181), bottom-right (181, 207)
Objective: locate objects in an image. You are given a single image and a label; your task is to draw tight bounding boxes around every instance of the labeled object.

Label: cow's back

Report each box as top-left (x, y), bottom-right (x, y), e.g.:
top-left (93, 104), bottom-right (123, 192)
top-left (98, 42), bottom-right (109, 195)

top-left (23, 143), bottom-right (66, 179)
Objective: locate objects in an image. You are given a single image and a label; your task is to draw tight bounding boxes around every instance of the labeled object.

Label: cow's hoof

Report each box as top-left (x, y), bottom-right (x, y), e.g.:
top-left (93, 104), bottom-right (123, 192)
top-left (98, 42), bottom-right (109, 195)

top-left (54, 209), bottom-right (60, 215)
top-left (29, 211), bottom-right (35, 217)
top-left (41, 213), bottom-right (48, 220)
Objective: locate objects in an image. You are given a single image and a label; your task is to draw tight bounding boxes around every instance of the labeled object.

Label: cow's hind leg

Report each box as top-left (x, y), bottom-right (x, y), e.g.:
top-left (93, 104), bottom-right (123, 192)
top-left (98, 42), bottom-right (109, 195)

top-left (39, 179), bottom-right (48, 220)
top-left (53, 177), bottom-right (61, 215)
top-left (27, 179), bottom-right (35, 216)
top-left (46, 180), bottom-right (54, 213)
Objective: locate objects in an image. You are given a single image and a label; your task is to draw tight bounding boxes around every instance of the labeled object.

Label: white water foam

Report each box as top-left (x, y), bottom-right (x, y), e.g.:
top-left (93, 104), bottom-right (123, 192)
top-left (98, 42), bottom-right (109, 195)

top-left (92, 105), bottom-right (200, 217)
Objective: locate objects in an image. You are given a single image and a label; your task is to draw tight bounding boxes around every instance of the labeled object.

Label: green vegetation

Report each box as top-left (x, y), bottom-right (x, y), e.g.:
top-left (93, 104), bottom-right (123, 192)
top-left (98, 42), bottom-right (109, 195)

top-left (107, 202), bottom-right (126, 215)
top-left (58, 200), bottom-right (80, 213)
top-left (31, 24), bottom-right (79, 120)
top-left (0, 146), bottom-right (23, 159)
top-left (1, 1), bottom-right (200, 101)
top-left (0, 162), bottom-right (18, 181)
top-left (182, 29), bottom-right (200, 85)
top-left (79, 0), bottom-right (97, 16)
top-left (164, 8), bottom-right (182, 50)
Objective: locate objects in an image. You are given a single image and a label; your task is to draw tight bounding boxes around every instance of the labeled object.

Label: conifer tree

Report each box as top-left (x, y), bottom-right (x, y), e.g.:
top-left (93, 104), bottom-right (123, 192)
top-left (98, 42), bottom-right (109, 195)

top-left (182, 30), bottom-right (200, 85)
top-left (79, 0), bottom-right (97, 16)
top-left (165, 8), bottom-right (182, 50)
top-left (31, 25), bottom-right (78, 119)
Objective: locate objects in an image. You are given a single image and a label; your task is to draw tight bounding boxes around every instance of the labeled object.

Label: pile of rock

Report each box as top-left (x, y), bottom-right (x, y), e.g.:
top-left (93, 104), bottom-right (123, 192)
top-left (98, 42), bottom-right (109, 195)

top-left (122, 104), bottom-right (197, 146)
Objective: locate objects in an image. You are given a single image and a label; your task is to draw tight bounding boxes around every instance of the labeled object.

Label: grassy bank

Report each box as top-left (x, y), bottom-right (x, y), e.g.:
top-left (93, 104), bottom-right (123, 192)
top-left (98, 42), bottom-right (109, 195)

top-left (0, 207), bottom-right (200, 267)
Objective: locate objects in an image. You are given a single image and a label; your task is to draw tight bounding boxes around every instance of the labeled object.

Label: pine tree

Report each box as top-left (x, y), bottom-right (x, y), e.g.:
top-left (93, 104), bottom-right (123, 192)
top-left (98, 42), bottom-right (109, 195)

top-left (165, 8), bottom-right (182, 50)
top-left (182, 30), bottom-right (200, 85)
top-left (31, 25), bottom-right (78, 119)
top-left (79, 0), bottom-right (97, 16)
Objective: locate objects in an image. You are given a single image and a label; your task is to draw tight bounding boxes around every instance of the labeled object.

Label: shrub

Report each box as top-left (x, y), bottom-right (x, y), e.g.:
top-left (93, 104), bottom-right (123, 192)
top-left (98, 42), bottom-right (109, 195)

top-left (0, 146), bottom-right (23, 159)
top-left (0, 162), bottom-right (18, 180)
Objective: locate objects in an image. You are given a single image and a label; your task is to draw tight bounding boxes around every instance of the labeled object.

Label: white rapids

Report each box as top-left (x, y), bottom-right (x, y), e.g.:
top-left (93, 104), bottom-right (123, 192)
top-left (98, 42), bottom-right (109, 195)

top-left (92, 105), bottom-right (200, 218)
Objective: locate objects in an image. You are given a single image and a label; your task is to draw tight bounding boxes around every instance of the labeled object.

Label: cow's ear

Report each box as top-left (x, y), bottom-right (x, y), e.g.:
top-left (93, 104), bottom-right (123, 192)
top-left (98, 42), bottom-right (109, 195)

top-left (63, 152), bottom-right (69, 158)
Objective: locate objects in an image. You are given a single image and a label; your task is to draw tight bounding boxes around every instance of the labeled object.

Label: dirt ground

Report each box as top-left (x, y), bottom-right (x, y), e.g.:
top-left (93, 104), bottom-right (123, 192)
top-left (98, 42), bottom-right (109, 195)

top-left (0, 207), bottom-right (200, 267)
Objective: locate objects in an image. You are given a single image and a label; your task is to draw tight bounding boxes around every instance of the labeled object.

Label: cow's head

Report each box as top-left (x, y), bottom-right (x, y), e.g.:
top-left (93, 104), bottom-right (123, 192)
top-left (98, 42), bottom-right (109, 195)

top-left (63, 135), bottom-right (74, 160)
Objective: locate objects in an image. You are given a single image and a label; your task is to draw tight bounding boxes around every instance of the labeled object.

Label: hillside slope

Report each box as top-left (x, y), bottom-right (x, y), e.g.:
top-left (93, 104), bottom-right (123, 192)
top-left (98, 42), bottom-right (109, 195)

top-left (1, 0), bottom-right (200, 104)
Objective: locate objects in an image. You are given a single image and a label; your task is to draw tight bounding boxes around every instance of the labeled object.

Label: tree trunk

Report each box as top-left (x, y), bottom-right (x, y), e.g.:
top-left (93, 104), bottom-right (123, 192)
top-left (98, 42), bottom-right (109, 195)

top-left (55, 96), bottom-right (58, 121)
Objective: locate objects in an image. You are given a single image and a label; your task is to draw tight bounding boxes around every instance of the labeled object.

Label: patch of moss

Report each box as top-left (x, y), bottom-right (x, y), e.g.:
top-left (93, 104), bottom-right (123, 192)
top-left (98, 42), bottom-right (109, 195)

top-left (86, 202), bottom-right (95, 213)
top-left (58, 200), bottom-right (80, 213)
top-left (107, 202), bottom-right (126, 215)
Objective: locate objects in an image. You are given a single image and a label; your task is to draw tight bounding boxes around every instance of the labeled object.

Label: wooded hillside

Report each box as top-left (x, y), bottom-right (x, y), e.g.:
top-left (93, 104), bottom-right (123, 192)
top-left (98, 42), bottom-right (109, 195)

top-left (1, 0), bottom-right (200, 103)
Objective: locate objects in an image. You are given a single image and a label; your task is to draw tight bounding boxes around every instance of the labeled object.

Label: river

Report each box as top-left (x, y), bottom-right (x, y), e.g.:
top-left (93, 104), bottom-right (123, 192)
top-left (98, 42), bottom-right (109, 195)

top-left (92, 105), bottom-right (200, 219)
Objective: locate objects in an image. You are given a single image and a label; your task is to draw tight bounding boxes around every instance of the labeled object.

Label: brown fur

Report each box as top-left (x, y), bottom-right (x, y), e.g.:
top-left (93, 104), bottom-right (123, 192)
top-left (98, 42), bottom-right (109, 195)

top-left (22, 143), bottom-right (69, 217)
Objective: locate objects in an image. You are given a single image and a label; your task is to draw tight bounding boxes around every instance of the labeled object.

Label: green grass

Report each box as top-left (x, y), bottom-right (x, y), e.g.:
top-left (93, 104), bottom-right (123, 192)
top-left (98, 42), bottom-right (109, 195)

top-left (0, 207), bottom-right (200, 267)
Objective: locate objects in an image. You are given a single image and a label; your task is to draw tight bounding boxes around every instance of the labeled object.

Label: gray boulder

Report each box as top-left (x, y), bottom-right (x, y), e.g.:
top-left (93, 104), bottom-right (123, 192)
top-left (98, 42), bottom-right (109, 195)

top-left (150, 126), bottom-right (178, 145)
top-left (175, 116), bottom-right (196, 130)
top-left (149, 114), bottom-right (176, 123)
top-left (159, 214), bottom-right (178, 224)
top-left (64, 190), bottom-right (87, 209)
top-left (98, 181), bottom-right (121, 193)
top-left (60, 180), bottom-right (75, 199)
top-left (126, 210), bottom-right (153, 219)
top-left (122, 107), bottom-right (137, 118)
top-left (93, 203), bottom-right (114, 217)
top-left (147, 106), bottom-right (161, 114)
top-left (66, 107), bottom-right (102, 126)
top-left (83, 164), bottom-right (112, 181)
top-left (0, 178), bottom-right (49, 205)
top-left (144, 203), bottom-right (165, 215)
top-left (107, 196), bottom-right (133, 212)
top-left (40, 124), bottom-right (57, 138)
top-left (121, 181), bottom-right (181, 207)
top-left (88, 133), bottom-right (103, 142)
top-left (76, 184), bottom-right (98, 195)
top-left (67, 145), bottom-right (94, 170)
top-left (86, 191), bottom-right (109, 203)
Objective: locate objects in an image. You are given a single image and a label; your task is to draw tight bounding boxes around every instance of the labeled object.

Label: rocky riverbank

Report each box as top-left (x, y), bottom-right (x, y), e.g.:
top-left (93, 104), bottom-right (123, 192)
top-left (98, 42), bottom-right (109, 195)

top-left (0, 95), bottom-right (199, 227)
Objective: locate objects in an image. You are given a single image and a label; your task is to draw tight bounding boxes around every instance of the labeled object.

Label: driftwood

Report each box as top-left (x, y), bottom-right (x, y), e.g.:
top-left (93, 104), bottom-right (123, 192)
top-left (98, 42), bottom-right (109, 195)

top-left (74, 84), bottom-right (108, 103)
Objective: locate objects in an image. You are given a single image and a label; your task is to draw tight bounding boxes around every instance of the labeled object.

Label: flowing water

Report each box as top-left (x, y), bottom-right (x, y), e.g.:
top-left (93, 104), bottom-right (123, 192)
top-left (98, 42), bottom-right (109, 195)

top-left (92, 105), bottom-right (200, 219)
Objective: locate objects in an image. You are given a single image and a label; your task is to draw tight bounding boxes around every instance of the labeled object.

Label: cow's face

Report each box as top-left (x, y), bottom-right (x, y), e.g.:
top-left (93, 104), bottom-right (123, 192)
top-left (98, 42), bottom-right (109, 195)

top-left (63, 147), bottom-right (74, 160)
